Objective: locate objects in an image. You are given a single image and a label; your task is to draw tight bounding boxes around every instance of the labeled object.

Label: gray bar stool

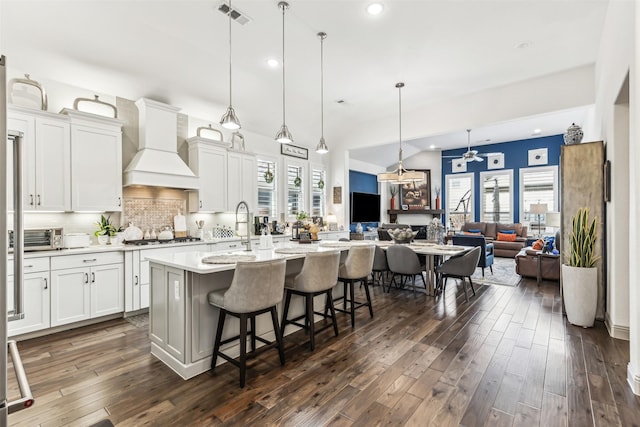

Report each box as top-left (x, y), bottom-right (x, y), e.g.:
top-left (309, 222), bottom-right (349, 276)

top-left (281, 250), bottom-right (341, 351)
top-left (208, 258), bottom-right (287, 388)
top-left (333, 245), bottom-right (375, 328)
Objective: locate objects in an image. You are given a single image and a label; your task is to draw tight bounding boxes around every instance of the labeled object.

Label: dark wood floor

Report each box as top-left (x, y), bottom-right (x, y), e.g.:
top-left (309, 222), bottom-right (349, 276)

top-left (7, 272), bottom-right (640, 426)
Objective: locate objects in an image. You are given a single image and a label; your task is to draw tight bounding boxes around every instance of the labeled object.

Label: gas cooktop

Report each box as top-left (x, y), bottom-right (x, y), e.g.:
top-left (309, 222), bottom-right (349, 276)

top-left (124, 237), bottom-right (202, 246)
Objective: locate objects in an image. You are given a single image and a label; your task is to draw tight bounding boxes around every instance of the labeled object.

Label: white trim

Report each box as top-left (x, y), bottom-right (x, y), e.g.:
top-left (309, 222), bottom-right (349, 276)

top-left (627, 363), bottom-right (640, 396)
top-left (605, 312), bottom-right (630, 340)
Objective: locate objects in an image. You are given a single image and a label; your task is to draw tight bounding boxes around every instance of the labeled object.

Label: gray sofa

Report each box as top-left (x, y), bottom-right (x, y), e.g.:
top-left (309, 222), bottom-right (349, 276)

top-left (460, 222), bottom-right (528, 258)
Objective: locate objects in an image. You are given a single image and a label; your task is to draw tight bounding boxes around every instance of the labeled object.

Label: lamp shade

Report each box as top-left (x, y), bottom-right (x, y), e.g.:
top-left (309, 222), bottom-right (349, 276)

top-left (545, 211), bottom-right (561, 228)
top-left (530, 203), bottom-right (548, 215)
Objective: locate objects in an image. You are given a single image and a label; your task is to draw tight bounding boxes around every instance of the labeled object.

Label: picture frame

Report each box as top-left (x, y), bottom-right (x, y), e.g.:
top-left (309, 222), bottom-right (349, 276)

top-left (333, 186), bottom-right (342, 204)
top-left (401, 204), bottom-right (409, 211)
top-left (528, 148), bottom-right (548, 166)
top-left (452, 160), bottom-right (467, 173)
top-left (281, 143), bottom-right (308, 159)
top-left (400, 169), bottom-right (432, 210)
top-left (487, 153), bottom-right (505, 169)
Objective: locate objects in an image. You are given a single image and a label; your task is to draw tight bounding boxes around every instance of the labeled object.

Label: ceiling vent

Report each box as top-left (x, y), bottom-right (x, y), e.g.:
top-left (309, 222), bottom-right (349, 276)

top-left (218, 2), bottom-right (252, 25)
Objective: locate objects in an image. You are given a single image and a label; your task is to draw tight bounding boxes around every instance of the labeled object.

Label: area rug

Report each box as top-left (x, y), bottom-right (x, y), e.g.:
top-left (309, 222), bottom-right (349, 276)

top-left (470, 257), bottom-right (522, 287)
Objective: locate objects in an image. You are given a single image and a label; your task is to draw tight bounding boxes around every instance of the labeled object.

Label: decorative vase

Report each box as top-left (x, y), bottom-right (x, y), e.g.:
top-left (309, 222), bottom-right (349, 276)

top-left (97, 235), bottom-right (109, 245)
top-left (561, 264), bottom-right (597, 327)
top-left (435, 196), bottom-right (440, 210)
top-left (563, 123), bottom-right (584, 145)
top-left (390, 197), bottom-right (396, 210)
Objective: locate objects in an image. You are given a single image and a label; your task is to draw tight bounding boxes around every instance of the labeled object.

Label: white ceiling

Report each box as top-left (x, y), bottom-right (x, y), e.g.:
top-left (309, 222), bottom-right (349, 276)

top-left (1, 0), bottom-right (608, 166)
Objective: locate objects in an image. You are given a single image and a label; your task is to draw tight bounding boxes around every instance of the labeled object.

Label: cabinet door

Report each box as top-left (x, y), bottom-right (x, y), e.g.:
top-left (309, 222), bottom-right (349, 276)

top-left (139, 260), bottom-right (150, 309)
top-left (241, 154), bottom-right (257, 208)
top-left (35, 117), bottom-right (71, 211)
top-left (7, 112), bottom-right (35, 211)
top-left (8, 272), bottom-right (51, 336)
top-left (51, 267), bottom-right (91, 326)
top-left (227, 151), bottom-right (242, 209)
top-left (198, 147), bottom-right (227, 212)
top-left (91, 263), bottom-right (124, 317)
top-left (71, 124), bottom-right (122, 211)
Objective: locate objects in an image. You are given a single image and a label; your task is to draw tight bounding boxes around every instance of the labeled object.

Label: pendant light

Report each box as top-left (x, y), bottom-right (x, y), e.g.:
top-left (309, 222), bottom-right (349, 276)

top-left (220, 0), bottom-right (241, 130)
top-left (315, 32), bottom-right (329, 154)
top-left (275, 1), bottom-right (293, 143)
top-left (377, 82), bottom-right (424, 183)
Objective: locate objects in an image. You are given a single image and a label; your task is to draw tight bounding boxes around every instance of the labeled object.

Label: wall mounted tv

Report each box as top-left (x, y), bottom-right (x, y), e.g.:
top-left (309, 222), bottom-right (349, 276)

top-left (350, 192), bottom-right (381, 223)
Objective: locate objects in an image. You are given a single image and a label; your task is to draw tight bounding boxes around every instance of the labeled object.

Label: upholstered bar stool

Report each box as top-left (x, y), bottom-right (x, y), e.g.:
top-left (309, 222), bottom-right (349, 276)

top-left (281, 251), bottom-right (340, 351)
top-left (386, 244), bottom-right (427, 297)
top-left (333, 245), bottom-right (375, 328)
top-left (208, 258), bottom-right (287, 388)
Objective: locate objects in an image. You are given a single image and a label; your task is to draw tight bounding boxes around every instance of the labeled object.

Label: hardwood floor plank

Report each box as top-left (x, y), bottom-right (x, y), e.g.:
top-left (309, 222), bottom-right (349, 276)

top-left (540, 391), bottom-right (568, 427)
top-left (566, 334), bottom-right (594, 426)
top-left (381, 393), bottom-right (423, 426)
top-left (376, 374), bottom-right (416, 408)
top-left (484, 408), bottom-right (514, 427)
top-left (513, 402), bottom-right (542, 427)
top-left (518, 343), bottom-right (548, 409)
top-left (545, 337), bottom-right (567, 397)
top-left (493, 371), bottom-right (525, 415)
top-left (460, 353), bottom-right (509, 426)
top-left (405, 381), bottom-right (455, 426)
top-left (591, 400), bottom-right (623, 427)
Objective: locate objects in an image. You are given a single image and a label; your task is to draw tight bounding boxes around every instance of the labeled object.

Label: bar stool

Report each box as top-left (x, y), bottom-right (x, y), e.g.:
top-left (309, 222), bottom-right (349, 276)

top-left (333, 245), bottom-right (375, 328)
top-left (281, 251), bottom-right (340, 351)
top-left (208, 258), bottom-right (287, 388)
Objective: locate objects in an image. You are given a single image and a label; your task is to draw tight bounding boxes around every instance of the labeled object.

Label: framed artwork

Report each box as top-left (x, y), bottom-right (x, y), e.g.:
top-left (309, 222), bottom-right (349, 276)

top-left (332, 186), bottom-right (342, 204)
top-left (528, 148), bottom-right (548, 166)
top-left (400, 169), bottom-right (431, 210)
top-left (487, 153), bottom-right (504, 169)
top-left (452, 160), bottom-right (467, 173)
top-left (281, 143), bottom-right (308, 159)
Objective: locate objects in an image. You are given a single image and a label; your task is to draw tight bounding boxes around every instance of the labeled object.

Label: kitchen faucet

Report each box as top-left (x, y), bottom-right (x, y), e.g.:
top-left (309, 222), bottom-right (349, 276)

top-left (235, 200), bottom-right (252, 251)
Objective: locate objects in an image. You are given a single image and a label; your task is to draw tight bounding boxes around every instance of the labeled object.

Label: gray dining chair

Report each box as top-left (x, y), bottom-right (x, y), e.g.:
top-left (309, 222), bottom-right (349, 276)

top-left (385, 244), bottom-right (427, 297)
top-left (435, 246), bottom-right (482, 302)
top-left (332, 245), bottom-right (375, 328)
top-left (281, 251), bottom-right (341, 351)
top-left (208, 258), bottom-right (287, 388)
top-left (370, 245), bottom-right (389, 286)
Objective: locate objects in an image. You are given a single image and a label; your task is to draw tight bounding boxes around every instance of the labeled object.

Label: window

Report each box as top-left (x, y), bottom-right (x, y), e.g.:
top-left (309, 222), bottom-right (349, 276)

top-left (287, 164), bottom-right (304, 217)
top-left (519, 166), bottom-right (558, 223)
top-left (480, 170), bottom-right (514, 223)
top-left (311, 168), bottom-right (326, 217)
top-left (445, 173), bottom-right (474, 230)
top-left (257, 158), bottom-right (277, 218)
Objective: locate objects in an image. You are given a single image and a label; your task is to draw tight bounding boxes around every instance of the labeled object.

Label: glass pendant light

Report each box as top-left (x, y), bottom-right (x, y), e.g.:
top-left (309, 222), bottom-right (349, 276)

top-left (377, 82), bottom-right (424, 183)
top-left (220, 0), bottom-right (241, 130)
top-left (275, 1), bottom-right (293, 143)
top-left (315, 32), bottom-right (329, 154)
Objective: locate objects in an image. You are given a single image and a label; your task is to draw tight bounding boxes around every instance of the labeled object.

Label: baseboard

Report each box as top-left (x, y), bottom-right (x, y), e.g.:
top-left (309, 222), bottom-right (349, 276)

top-left (627, 363), bottom-right (640, 396)
top-left (604, 312), bottom-right (630, 341)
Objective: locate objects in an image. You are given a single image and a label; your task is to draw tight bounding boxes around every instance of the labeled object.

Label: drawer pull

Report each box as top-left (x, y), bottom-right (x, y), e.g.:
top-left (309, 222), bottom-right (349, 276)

top-left (24, 265), bottom-right (33, 268)
top-left (83, 258), bottom-right (97, 263)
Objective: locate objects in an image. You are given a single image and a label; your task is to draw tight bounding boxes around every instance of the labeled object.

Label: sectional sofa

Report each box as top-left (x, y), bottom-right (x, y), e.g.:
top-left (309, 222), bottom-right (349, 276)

top-left (459, 222), bottom-right (528, 258)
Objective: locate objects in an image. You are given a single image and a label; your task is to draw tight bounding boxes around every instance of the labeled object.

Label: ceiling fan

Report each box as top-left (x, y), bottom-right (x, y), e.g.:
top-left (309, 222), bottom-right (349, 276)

top-left (443, 129), bottom-right (500, 163)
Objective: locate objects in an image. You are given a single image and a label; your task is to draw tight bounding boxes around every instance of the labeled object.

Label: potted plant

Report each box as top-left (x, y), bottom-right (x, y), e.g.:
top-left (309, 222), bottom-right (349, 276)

top-left (94, 214), bottom-right (116, 245)
top-left (561, 207), bottom-right (599, 327)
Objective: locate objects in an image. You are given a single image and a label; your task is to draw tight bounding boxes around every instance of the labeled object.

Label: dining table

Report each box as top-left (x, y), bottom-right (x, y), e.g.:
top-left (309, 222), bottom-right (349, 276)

top-left (375, 241), bottom-right (472, 295)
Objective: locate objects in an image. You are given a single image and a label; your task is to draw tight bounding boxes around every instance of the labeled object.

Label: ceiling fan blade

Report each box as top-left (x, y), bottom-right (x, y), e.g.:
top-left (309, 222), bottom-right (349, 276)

top-left (473, 156), bottom-right (484, 162)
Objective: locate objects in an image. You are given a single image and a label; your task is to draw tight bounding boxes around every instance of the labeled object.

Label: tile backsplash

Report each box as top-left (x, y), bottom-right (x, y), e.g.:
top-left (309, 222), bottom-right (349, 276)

top-left (122, 197), bottom-right (186, 233)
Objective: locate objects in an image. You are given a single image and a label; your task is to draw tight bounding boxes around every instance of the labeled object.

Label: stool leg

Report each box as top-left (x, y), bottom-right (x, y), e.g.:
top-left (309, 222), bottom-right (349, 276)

top-left (363, 278), bottom-right (373, 318)
top-left (306, 293), bottom-right (315, 351)
top-left (349, 280), bottom-right (356, 328)
top-left (211, 309), bottom-right (226, 371)
top-left (239, 313), bottom-right (248, 388)
top-left (270, 307), bottom-right (285, 366)
top-left (250, 315), bottom-right (256, 353)
top-left (326, 290), bottom-right (339, 337)
top-left (343, 281), bottom-right (348, 311)
top-left (281, 290), bottom-right (292, 336)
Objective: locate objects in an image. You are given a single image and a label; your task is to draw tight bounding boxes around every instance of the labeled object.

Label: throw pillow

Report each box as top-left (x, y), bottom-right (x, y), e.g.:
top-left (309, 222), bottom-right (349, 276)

top-left (467, 229), bottom-right (482, 233)
top-left (499, 229), bottom-right (515, 234)
top-left (497, 232), bottom-right (517, 242)
top-left (532, 239), bottom-right (544, 250)
top-left (464, 231), bottom-right (482, 235)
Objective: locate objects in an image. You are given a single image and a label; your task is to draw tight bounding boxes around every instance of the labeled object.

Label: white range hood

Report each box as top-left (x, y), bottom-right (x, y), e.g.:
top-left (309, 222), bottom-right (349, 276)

top-left (123, 98), bottom-right (198, 189)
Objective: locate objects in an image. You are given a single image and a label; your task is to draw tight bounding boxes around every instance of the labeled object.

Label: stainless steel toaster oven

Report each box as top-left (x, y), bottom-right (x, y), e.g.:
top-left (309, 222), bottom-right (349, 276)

top-left (8, 228), bottom-right (63, 252)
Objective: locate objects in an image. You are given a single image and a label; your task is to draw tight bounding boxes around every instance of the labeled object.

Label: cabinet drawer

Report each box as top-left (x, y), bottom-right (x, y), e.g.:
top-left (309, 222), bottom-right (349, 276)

top-left (51, 251), bottom-right (123, 270)
top-left (212, 240), bottom-right (243, 252)
top-left (7, 256), bottom-right (49, 276)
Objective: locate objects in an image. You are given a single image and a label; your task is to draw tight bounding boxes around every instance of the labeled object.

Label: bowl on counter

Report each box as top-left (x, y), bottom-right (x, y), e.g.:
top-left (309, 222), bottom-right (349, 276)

top-left (63, 233), bottom-right (91, 248)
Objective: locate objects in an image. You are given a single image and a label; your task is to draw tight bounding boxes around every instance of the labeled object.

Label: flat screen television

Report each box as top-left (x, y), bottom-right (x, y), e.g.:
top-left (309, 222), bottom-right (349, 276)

top-left (350, 192), bottom-right (381, 223)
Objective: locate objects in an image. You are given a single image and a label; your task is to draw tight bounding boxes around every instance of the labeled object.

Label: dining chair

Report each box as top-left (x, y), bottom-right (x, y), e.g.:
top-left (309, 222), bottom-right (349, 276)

top-left (281, 251), bottom-right (341, 351)
top-left (208, 258), bottom-right (287, 388)
top-left (370, 245), bottom-right (389, 286)
top-left (435, 246), bottom-right (482, 302)
top-left (385, 244), bottom-right (427, 297)
top-left (332, 245), bottom-right (375, 328)
top-left (452, 235), bottom-right (494, 277)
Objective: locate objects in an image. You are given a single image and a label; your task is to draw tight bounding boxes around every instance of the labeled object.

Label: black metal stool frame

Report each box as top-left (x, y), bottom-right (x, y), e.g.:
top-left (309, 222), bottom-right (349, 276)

top-left (281, 288), bottom-right (339, 351)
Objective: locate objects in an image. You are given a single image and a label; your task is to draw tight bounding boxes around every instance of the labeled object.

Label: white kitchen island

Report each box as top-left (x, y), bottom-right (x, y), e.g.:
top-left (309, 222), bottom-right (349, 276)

top-left (145, 242), bottom-right (356, 379)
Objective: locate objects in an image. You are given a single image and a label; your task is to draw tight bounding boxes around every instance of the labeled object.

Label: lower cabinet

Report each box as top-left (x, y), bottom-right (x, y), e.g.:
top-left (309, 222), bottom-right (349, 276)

top-left (50, 253), bottom-right (124, 327)
top-left (8, 271), bottom-right (50, 336)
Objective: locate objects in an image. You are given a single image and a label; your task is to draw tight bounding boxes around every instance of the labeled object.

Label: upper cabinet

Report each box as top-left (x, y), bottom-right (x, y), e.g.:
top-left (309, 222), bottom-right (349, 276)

top-left (227, 150), bottom-right (256, 210)
top-left (7, 105), bottom-right (71, 211)
top-left (61, 109), bottom-right (125, 212)
top-left (187, 137), bottom-right (228, 213)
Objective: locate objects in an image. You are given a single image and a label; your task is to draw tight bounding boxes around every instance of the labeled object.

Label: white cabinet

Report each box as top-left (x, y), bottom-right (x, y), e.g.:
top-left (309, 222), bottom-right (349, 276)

top-left (50, 252), bottom-right (124, 327)
top-left (7, 257), bottom-right (50, 336)
top-left (319, 231), bottom-right (350, 241)
top-left (227, 150), bottom-right (256, 210)
top-left (187, 137), bottom-right (228, 212)
top-left (7, 106), bottom-right (71, 211)
top-left (62, 109), bottom-right (124, 212)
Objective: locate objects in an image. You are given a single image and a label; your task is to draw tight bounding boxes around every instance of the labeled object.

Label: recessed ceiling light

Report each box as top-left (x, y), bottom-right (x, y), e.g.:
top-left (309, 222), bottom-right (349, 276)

top-left (266, 58), bottom-right (279, 67)
top-left (533, 128), bottom-right (542, 135)
top-left (367, 3), bottom-right (383, 15)
top-left (429, 144), bottom-right (436, 149)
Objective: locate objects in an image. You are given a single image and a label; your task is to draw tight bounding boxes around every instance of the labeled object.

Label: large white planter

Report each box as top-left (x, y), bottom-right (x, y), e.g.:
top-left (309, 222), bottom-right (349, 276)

top-left (561, 264), bottom-right (597, 327)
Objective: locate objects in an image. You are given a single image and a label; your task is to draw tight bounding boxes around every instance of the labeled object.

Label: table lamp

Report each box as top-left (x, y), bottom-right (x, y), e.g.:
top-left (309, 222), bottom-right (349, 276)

top-left (530, 203), bottom-right (548, 237)
top-left (545, 212), bottom-right (561, 231)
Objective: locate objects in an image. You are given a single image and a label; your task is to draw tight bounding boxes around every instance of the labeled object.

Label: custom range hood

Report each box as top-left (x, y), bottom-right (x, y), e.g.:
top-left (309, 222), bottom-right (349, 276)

top-left (123, 98), bottom-right (198, 189)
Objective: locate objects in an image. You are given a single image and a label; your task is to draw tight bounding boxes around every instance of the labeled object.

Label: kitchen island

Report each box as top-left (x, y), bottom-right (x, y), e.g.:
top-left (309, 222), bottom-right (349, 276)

top-left (145, 242), bottom-right (357, 379)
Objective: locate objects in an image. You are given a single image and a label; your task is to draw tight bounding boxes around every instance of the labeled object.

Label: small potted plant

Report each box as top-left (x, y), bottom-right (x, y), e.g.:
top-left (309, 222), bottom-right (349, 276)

top-left (561, 207), bottom-right (599, 327)
top-left (94, 214), bottom-right (116, 245)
